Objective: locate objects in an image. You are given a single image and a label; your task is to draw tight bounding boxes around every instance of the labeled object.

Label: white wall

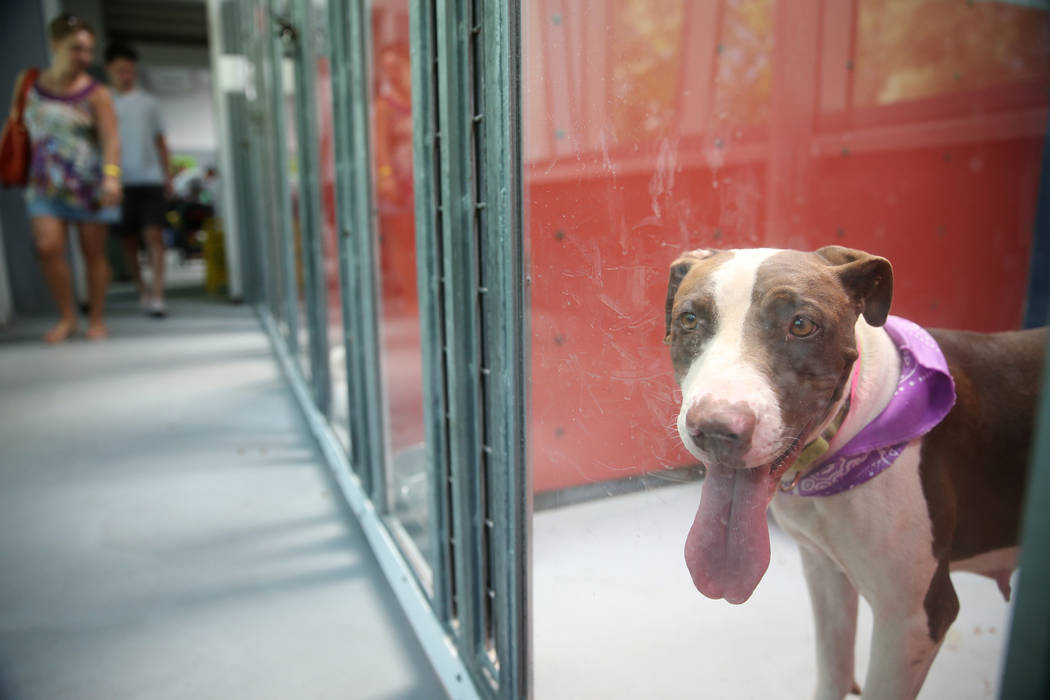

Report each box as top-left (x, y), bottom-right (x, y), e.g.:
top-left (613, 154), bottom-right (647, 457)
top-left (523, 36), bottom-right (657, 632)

top-left (139, 64), bottom-right (217, 157)
top-left (134, 43), bottom-right (216, 159)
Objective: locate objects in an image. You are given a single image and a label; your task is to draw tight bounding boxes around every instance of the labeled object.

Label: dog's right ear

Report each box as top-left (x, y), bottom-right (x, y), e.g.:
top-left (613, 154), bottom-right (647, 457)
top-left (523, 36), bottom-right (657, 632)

top-left (665, 249), bottom-right (717, 343)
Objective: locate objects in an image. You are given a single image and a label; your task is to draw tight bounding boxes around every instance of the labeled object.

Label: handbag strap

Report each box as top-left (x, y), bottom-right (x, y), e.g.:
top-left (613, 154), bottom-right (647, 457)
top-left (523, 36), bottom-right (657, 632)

top-left (10, 67), bottom-right (39, 122)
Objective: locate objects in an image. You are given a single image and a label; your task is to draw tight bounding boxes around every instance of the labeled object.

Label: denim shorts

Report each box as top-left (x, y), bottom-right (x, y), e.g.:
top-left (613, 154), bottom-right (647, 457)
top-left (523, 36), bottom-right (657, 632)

top-left (26, 197), bottom-right (120, 224)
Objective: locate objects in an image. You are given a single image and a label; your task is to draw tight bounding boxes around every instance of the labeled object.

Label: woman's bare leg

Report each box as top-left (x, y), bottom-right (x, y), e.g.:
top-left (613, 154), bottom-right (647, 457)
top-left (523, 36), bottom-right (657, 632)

top-left (77, 221), bottom-right (111, 339)
top-left (32, 216), bottom-right (77, 343)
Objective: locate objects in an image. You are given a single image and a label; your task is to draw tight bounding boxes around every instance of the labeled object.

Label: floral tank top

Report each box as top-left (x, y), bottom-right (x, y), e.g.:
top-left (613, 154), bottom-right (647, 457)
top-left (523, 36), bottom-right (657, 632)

top-left (23, 78), bottom-right (106, 212)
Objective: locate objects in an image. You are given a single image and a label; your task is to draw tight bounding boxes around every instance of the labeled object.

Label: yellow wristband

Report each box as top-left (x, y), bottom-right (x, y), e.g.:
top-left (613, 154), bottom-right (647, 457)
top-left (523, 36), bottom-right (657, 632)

top-left (103, 164), bottom-right (122, 177)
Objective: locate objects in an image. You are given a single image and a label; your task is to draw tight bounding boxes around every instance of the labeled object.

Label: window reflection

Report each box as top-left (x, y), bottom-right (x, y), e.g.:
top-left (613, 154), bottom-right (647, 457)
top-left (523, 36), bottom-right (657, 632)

top-left (855, 0), bottom-right (1050, 106)
top-left (314, 47), bottom-right (350, 448)
top-left (608, 0), bottom-right (686, 142)
top-left (374, 43), bottom-right (415, 229)
top-left (714, 0), bottom-right (773, 125)
top-left (369, 0), bottom-right (430, 577)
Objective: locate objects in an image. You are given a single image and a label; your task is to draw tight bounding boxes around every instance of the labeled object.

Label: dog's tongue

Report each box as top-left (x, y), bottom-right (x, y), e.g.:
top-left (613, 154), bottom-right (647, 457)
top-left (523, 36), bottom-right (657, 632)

top-left (684, 463), bottom-right (778, 604)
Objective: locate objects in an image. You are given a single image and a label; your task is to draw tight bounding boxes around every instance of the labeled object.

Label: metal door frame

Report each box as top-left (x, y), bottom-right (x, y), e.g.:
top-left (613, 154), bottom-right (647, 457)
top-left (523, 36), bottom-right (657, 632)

top-left (411, 1), bottom-right (529, 696)
top-left (287, 0), bottom-right (332, 413)
top-left (328, 0), bottom-right (387, 498)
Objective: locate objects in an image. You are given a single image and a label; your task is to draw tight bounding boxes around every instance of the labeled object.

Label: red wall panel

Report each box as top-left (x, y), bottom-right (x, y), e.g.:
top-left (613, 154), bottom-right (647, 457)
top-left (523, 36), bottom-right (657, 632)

top-left (524, 0), bottom-right (1050, 492)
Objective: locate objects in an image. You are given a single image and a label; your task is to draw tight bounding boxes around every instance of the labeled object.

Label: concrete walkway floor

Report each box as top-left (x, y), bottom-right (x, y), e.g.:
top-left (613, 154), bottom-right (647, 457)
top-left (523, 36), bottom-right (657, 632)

top-left (0, 291), bottom-right (445, 700)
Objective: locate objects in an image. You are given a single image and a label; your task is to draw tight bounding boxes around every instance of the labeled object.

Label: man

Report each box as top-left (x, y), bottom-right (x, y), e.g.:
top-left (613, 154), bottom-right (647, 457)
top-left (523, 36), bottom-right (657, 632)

top-left (105, 43), bottom-right (171, 317)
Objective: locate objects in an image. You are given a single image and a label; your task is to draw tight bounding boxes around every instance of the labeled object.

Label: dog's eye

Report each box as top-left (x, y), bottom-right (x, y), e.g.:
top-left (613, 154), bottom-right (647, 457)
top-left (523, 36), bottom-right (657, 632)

top-left (680, 312), bottom-right (698, 330)
top-left (789, 316), bottom-right (818, 338)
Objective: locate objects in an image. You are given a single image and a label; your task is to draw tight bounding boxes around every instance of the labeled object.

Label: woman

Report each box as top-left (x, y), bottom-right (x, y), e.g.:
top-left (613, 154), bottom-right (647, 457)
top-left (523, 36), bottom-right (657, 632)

top-left (11, 13), bottom-right (121, 341)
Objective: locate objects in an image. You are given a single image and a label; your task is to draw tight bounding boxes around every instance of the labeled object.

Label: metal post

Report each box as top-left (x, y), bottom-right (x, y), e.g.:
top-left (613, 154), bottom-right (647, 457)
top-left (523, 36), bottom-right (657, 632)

top-left (428, 0), bottom-right (529, 695)
top-left (290, 0), bottom-right (332, 414)
top-left (206, 0), bottom-right (246, 300)
top-left (1000, 328), bottom-right (1050, 697)
top-left (268, 0), bottom-right (303, 360)
top-left (475, 4), bottom-right (529, 695)
top-left (434, 0), bottom-right (487, 668)
top-left (329, 0), bottom-right (387, 500)
top-left (409, 0), bottom-right (455, 626)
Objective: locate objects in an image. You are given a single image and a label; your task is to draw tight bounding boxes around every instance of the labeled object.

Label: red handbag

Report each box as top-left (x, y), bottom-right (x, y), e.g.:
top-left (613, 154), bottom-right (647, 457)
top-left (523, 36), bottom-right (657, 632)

top-left (0, 67), bottom-right (40, 188)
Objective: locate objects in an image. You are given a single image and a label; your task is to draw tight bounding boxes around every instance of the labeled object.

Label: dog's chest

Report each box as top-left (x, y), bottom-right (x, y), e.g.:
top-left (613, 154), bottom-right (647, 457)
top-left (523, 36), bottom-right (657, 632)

top-left (770, 440), bottom-right (941, 600)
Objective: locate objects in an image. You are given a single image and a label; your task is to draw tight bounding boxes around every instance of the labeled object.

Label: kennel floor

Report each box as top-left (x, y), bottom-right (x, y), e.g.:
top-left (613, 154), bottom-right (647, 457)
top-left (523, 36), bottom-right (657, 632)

top-left (534, 480), bottom-right (1012, 699)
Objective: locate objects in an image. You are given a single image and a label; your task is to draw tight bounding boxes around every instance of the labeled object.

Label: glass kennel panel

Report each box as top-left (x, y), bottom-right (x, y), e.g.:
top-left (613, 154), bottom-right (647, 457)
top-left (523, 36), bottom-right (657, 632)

top-left (244, 2), bottom-right (291, 336)
top-left (270, 0), bottom-right (315, 384)
top-left (523, 0), bottom-right (1049, 697)
top-left (303, 0), bottom-right (351, 448)
top-left (368, 0), bottom-right (434, 581)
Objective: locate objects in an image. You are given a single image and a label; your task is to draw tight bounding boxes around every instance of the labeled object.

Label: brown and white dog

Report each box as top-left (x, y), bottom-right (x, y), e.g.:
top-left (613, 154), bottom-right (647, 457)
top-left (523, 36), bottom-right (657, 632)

top-left (664, 246), bottom-right (1045, 700)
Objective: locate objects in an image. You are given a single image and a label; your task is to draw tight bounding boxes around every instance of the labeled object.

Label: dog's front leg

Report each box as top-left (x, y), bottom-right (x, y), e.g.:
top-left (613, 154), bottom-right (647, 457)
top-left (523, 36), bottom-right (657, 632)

top-left (862, 611), bottom-right (944, 700)
top-left (799, 543), bottom-right (861, 700)
top-left (862, 563), bottom-right (957, 700)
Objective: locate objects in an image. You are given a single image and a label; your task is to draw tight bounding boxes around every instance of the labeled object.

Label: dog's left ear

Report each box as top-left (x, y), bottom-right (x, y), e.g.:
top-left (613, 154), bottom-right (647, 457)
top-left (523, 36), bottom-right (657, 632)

top-left (816, 246), bottom-right (894, 326)
top-left (665, 248), bottom-right (717, 343)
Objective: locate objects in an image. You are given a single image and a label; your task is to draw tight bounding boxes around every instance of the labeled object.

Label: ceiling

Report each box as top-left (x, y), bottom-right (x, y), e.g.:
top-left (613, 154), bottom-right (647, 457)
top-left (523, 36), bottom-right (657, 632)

top-left (101, 0), bottom-right (208, 47)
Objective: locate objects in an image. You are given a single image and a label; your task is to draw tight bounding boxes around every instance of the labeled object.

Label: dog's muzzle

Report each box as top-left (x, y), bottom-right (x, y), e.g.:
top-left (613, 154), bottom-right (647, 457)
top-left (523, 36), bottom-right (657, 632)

top-left (684, 398), bottom-right (757, 465)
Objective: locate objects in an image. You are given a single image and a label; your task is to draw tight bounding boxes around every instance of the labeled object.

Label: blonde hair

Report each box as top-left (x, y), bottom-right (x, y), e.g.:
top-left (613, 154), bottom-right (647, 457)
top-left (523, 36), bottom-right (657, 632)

top-left (49, 12), bottom-right (94, 42)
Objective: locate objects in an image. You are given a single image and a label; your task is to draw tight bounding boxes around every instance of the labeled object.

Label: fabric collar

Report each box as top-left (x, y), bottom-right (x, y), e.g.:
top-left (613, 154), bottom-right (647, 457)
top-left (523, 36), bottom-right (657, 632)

top-left (783, 316), bottom-right (956, 497)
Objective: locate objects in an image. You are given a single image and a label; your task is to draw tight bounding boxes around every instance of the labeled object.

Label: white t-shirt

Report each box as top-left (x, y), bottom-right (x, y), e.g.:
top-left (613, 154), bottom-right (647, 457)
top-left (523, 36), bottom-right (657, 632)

top-left (112, 88), bottom-right (165, 185)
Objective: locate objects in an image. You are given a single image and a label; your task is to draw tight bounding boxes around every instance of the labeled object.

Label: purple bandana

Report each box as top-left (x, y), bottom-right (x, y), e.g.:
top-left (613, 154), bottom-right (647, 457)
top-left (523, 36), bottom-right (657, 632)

top-left (791, 316), bottom-right (956, 497)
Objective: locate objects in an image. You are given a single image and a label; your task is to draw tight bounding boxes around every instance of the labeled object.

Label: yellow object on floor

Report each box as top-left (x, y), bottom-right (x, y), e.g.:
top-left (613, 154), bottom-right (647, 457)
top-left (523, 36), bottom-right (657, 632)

top-left (203, 217), bottom-right (227, 296)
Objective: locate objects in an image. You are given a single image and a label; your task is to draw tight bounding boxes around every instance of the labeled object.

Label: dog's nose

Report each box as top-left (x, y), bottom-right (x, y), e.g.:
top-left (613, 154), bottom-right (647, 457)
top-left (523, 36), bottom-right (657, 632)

top-left (685, 399), bottom-right (756, 461)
